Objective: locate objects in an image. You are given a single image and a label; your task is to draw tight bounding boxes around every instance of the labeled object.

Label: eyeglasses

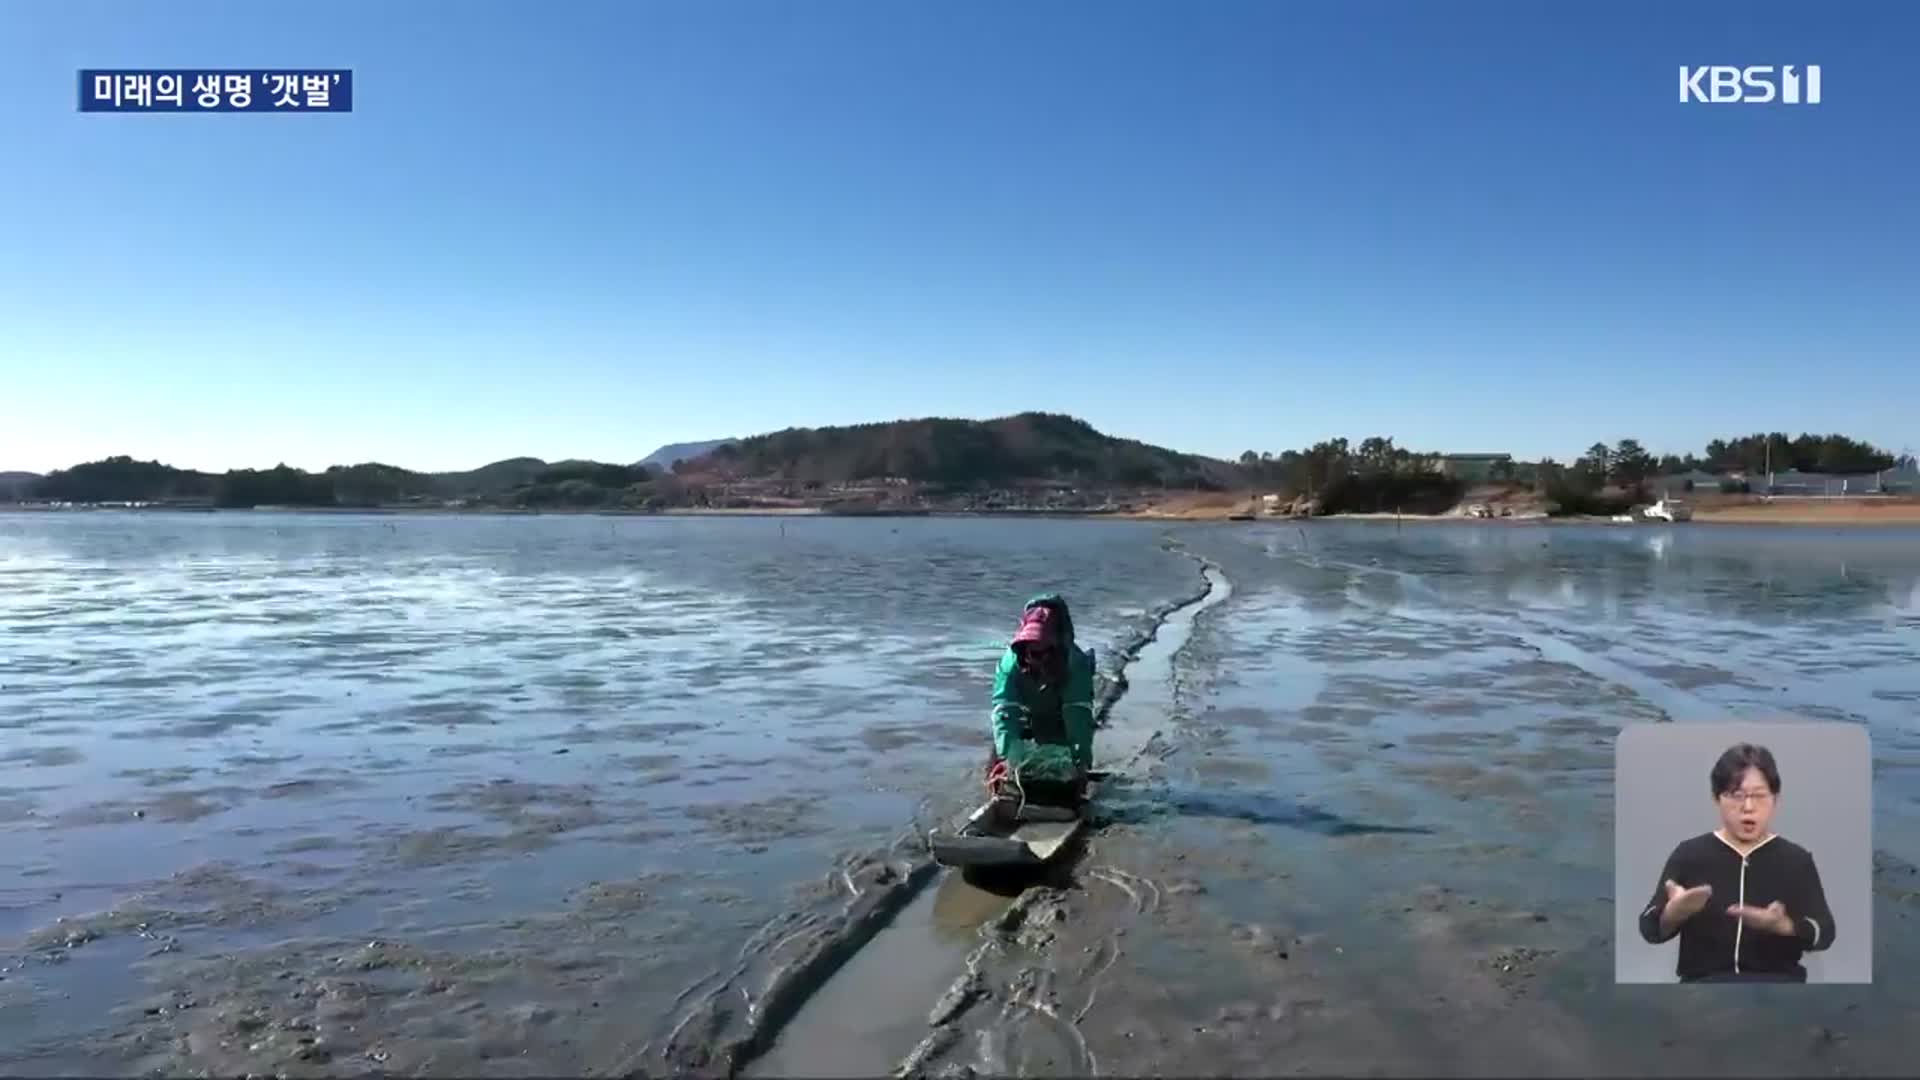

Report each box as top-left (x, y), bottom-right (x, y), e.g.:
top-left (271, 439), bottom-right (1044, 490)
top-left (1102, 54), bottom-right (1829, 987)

top-left (1718, 789), bottom-right (1774, 806)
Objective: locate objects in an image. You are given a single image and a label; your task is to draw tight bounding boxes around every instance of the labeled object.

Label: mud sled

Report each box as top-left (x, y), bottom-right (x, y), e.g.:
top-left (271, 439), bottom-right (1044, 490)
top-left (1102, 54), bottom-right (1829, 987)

top-left (929, 770), bottom-right (1105, 871)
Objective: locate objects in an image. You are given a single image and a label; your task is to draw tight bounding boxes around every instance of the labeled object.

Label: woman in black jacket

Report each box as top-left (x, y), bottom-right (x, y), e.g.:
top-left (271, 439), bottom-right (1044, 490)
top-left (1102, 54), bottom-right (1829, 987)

top-left (1638, 742), bottom-right (1836, 982)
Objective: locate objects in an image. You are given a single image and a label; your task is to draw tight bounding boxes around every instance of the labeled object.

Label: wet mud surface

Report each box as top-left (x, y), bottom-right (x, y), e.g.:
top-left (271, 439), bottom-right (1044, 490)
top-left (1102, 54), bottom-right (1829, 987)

top-left (733, 553), bottom-right (1228, 1076)
top-left (775, 524), bottom-right (1920, 1079)
top-left (5, 515), bottom-right (1920, 1075)
top-left (0, 514), bottom-right (1199, 1074)
top-left (870, 525), bottom-right (1920, 1078)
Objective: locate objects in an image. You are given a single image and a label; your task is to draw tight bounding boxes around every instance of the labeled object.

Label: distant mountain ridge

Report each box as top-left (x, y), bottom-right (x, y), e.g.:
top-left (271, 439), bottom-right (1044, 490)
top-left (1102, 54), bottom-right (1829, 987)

top-left (691, 412), bottom-right (1237, 489)
top-left (0, 471), bottom-right (40, 499)
top-left (637, 439), bottom-right (736, 470)
top-left (433, 457), bottom-right (548, 496)
top-left (6, 415), bottom-right (1236, 508)
top-left (11, 456), bottom-right (581, 508)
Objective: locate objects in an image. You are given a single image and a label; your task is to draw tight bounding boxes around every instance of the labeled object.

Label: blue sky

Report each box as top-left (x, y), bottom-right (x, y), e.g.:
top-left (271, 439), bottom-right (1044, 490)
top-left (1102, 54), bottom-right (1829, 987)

top-left (2, 1), bottom-right (1915, 473)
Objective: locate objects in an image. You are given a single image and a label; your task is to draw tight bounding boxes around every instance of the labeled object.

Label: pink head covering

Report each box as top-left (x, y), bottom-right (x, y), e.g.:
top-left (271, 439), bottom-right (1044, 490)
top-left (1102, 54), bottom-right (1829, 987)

top-left (1012, 605), bottom-right (1055, 647)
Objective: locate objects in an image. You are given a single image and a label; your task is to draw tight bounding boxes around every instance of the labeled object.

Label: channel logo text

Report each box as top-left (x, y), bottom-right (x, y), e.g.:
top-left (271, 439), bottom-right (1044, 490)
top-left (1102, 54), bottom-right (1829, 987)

top-left (1679, 65), bottom-right (1821, 104)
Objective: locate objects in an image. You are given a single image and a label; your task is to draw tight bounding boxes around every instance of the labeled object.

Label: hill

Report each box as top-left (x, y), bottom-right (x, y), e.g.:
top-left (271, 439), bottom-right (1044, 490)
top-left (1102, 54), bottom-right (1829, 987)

top-left (504, 461), bottom-right (656, 509)
top-left (29, 457), bottom-right (215, 503)
top-left (328, 463), bottom-right (441, 505)
top-left (0, 472), bottom-right (41, 500)
top-left (638, 439), bottom-right (736, 471)
top-left (692, 413), bottom-right (1236, 490)
top-left (19, 455), bottom-right (651, 509)
top-left (428, 457), bottom-right (549, 497)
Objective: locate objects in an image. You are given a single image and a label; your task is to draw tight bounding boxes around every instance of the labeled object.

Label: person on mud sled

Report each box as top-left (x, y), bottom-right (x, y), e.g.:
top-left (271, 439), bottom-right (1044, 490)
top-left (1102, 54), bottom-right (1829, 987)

top-left (987, 594), bottom-right (1096, 807)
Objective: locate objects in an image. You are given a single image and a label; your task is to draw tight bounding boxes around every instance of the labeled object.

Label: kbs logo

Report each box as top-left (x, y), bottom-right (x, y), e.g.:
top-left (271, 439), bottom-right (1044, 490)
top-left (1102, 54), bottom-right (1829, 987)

top-left (1679, 65), bottom-right (1822, 104)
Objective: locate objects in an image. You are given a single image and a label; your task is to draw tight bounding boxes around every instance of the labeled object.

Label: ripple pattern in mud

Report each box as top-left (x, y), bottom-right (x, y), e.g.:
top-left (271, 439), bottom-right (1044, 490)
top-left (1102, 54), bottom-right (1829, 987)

top-left (0, 512), bottom-right (1203, 1074)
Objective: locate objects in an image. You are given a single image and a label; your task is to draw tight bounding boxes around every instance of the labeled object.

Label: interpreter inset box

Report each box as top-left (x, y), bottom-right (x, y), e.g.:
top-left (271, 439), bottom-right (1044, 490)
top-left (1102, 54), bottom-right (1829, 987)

top-left (1614, 722), bottom-right (1871, 984)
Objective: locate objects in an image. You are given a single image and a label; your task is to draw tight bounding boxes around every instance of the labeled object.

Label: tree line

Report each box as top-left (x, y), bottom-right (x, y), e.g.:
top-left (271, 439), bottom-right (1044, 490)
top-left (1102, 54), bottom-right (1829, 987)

top-left (24, 456), bottom-right (661, 509)
top-left (1698, 433), bottom-right (1906, 476)
top-left (1235, 437), bottom-right (1465, 514)
top-left (1233, 432), bottom-right (1910, 516)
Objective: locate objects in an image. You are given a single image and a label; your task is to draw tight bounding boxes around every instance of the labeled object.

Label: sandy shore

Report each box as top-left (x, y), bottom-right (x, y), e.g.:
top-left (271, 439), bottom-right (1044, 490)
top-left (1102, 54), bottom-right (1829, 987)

top-left (660, 506), bottom-right (825, 516)
top-left (1693, 497), bottom-right (1920, 525)
top-left (1124, 493), bottom-right (1261, 520)
top-left (1132, 495), bottom-right (1920, 527)
top-left (14, 494), bottom-right (1920, 527)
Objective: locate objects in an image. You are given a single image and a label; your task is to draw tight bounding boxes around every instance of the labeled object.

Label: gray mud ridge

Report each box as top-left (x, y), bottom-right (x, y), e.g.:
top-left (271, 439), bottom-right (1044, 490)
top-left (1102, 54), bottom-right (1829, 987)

top-left (381, 826), bottom-right (566, 867)
top-left (1, 745), bottom-right (85, 768)
top-left (626, 837), bottom-right (939, 1078)
top-left (429, 778), bottom-right (600, 822)
top-left (18, 862), bottom-right (383, 969)
top-left (261, 776), bottom-right (368, 801)
top-left (897, 884), bottom-right (1099, 1079)
top-left (685, 794), bottom-right (830, 848)
top-left (269, 834), bottom-right (356, 856)
top-left (863, 720), bottom-right (980, 753)
top-left (558, 718), bottom-right (712, 744)
top-left (57, 787), bottom-right (251, 826)
top-left (113, 765), bottom-right (202, 789)
top-left (892, 852), bottom-right (1321, 1080)
top-left (102, 870), bottom-right (704, 1077)
top-left (1089, 550), bottom-right (1220, 726)
top-left (365, 778), bottom-right (634, 867)
top-left (887, 836), bottom-right (1606, 1079)
top-left (118, 937), bottom-right (588, 1076)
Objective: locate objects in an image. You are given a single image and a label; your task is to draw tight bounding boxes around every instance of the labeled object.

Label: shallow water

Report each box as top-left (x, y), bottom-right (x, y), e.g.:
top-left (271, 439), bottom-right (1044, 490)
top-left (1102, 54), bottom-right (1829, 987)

top-left (5, 513), bottom-right (1920, 1075)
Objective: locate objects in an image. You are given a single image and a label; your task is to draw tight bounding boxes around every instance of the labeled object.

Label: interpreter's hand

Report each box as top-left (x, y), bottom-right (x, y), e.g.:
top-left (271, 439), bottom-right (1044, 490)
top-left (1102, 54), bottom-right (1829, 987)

top-left (1663, 879), bottom-right (1714, 922)
top-left (1728, 900), bottom-right (1796, 936)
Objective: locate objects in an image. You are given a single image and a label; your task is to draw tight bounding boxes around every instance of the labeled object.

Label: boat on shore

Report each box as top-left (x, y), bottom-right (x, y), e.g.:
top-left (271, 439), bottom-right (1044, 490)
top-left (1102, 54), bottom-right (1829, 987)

top-left (1644, 498), bottom-right (1693, 522)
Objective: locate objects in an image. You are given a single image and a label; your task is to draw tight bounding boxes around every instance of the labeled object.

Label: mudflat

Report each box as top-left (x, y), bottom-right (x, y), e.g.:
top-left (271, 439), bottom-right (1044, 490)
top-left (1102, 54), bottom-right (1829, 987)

top-left (3, 513), bottom-right (1918, 1076)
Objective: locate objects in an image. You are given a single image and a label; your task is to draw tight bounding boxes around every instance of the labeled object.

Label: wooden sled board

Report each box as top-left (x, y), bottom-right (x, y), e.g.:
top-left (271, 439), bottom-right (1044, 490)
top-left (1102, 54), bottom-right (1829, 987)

top-left (929, 780), bottom-right (1100, 869)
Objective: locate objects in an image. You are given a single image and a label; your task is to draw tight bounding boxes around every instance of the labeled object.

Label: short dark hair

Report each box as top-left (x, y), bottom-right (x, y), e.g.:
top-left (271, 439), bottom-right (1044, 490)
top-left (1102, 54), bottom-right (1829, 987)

top-left (1711, 743), bottom-right (1781, 797)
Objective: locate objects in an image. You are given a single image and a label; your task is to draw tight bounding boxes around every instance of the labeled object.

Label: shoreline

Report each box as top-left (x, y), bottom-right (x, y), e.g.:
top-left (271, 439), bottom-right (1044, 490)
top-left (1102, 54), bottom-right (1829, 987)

top-left (8, 501), bottom-right (1920, 527)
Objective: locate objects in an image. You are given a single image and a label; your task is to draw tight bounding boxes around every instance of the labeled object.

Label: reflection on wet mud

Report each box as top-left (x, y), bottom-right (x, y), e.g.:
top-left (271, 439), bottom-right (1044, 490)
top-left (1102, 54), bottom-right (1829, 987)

top-left (1167, 789), bottom-right (1436, 837)
top-left (0, 513), bottom-right (1202, 1075)
top-left (1297, 521), bottom-right (1920, 624)
top-left (6, 514), bottom-right (1920, 1077)
top-left (1102, 783), bottom-right (1434, 837)
top-left (872, 522), bottom-right (1920, 1078)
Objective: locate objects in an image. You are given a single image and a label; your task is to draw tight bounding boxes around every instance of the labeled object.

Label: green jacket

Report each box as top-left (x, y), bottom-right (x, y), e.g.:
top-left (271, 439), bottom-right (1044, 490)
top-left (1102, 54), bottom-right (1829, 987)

top-left (990, 593), bottom-right (1096, 771)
